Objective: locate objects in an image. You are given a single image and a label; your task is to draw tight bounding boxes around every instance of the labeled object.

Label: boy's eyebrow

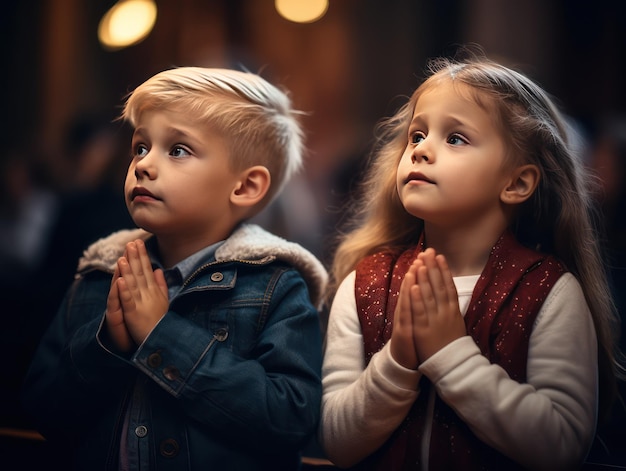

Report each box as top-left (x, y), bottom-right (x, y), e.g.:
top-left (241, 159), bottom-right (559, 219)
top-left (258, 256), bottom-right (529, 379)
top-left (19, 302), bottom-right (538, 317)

top-left (131, 126), bottom-right (149, 139)
top-left (132, 126), bottom-right (195, 141)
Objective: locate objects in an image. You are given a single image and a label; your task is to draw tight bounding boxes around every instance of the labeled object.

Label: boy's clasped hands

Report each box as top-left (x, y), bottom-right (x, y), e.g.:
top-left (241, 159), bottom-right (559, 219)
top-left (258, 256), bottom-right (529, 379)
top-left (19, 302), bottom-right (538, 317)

top-left (105, 239), bottom-right (169, 352)
top-left (391, 248), bottom-right (467, 370)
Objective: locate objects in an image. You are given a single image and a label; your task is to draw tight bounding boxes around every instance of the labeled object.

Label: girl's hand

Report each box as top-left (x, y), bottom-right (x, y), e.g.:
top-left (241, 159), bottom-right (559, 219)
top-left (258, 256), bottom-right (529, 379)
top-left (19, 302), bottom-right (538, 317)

top-left (116, 239), bottom-right (169, 345)
top-left (105, 263), bottom-right (135, 352)
top-left (390, 260), bottom-right (422, 369)
top-left (410, 249), bottom-right (466, 362)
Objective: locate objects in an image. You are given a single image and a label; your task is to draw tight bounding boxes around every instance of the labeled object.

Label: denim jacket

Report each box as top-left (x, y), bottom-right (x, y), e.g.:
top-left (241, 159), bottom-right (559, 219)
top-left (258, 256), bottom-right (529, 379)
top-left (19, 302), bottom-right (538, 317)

top-left (22, 224), bottom-right (327, 470)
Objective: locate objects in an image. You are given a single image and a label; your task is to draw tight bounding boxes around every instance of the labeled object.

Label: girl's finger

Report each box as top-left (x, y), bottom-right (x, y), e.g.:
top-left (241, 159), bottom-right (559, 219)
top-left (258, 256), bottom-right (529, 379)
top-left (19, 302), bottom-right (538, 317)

top-left (390, 261), bottom-right (419, 369)
top-left (395, 263), bottom-right (416, 330)
top-left (424, 253), bottom-right (448, 310)
top-left (436, 254), bottom-right (458, 307)
top-left (416, 264), bottom-right (436, 315)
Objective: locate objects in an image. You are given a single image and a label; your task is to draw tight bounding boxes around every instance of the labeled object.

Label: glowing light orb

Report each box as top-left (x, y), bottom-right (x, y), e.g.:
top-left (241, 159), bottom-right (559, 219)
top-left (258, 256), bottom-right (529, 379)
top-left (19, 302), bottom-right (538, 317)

top-left (98, 0), bottom-right (157, 50)
top-left (275, 0), bottom-right (329, 24)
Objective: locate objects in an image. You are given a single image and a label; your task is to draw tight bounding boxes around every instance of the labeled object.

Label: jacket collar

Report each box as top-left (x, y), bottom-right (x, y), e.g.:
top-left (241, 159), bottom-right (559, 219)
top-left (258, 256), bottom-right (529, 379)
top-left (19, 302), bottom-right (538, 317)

top-left (76, 223), bottom-right (328, 307)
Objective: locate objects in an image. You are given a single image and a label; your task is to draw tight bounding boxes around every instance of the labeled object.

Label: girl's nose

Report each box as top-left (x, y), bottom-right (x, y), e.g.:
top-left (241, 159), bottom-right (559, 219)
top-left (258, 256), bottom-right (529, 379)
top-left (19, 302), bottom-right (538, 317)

top-left (410, 136), bottom-right (434, 164)
top-left (411, 153), bottom-right (429, 164)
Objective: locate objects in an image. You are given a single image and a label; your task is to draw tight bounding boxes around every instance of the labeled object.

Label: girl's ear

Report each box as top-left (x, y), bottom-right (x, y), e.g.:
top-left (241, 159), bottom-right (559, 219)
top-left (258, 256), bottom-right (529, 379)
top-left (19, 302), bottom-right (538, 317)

top-left (230, 165), bottom-right (271, 208)
top-left (500, 164), bottom-right (540, 204)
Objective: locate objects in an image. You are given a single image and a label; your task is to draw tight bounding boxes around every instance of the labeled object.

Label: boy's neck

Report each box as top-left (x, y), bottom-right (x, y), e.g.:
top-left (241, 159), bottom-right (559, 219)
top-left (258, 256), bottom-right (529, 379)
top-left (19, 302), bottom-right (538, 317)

top-left (155, 231), bottom-right (228, 269)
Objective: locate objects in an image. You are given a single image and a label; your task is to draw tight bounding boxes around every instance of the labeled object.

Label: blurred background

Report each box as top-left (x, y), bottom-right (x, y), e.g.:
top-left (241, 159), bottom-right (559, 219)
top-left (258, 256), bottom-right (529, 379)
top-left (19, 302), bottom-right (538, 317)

top-left (0, 0), bottom-right (625, 469)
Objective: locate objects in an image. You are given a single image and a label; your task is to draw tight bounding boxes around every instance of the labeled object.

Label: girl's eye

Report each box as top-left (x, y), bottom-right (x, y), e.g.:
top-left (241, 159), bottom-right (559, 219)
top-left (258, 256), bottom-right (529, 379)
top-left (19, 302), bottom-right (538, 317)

top-left (410, 132), bottom-right (425, 145)
top-left (448, 134), bottom-right (468, 146)
top-left (171, 146), bottom-right (191, 158)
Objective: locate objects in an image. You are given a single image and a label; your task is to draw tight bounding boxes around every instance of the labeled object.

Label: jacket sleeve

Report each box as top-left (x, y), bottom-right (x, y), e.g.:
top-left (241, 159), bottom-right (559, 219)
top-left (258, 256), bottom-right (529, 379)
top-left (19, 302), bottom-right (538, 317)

top-left (21, 274), bottom-right (135, 440)
top-left (419, 273), bottom-right (597, 471)
top-left (129, 266), bottom-right (323, 454)
top-left (319, 271), bottom-right (422, 468)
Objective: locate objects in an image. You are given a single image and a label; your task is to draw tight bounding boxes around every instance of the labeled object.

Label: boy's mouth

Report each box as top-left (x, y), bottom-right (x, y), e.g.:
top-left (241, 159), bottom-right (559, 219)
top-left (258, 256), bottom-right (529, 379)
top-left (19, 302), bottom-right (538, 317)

top-left (131, 187), bottom-right (159, 201)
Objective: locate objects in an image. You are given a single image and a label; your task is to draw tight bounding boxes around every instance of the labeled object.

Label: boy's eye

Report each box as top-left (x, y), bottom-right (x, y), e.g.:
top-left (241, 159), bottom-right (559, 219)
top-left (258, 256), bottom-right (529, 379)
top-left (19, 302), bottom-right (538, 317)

top-left (171, 146), bottom-right (191, 158)
top-left (135, 144), bottom-right (148, 157)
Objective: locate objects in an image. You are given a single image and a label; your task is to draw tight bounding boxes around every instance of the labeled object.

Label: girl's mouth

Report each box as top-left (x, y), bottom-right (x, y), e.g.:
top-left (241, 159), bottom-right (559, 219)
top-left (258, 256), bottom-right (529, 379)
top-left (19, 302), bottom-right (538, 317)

top-left (405, 171), bottom-right (434, 184)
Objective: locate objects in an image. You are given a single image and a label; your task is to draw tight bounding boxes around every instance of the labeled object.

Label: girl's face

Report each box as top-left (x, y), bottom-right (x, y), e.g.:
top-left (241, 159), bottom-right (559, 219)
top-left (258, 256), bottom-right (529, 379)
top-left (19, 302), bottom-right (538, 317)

top-left (124, 109), bottom-right (242, 242)
top-left (396, 80), bottom-right (513, 229)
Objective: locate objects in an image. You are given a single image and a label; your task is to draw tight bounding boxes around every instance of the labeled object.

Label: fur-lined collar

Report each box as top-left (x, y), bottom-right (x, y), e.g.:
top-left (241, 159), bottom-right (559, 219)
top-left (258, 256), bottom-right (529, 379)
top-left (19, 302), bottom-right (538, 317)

top-left (77, 223), bottom-right (328, 307)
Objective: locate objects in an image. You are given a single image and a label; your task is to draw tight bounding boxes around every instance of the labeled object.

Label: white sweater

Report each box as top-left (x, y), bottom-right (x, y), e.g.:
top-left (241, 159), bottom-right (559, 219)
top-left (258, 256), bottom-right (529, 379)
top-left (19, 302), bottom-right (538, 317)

top-left (320, 271), bottom-right (597, 471)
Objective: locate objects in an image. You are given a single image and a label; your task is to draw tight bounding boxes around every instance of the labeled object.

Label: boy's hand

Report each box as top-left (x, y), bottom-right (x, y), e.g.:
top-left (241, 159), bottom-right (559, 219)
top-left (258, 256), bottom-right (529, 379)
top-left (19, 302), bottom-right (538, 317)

top-left (410, 249), bottom-right (466, 362)
top-left (116, 239), bottom-right (169, 345)
top-left (105, 263), bottom-right (135, 352)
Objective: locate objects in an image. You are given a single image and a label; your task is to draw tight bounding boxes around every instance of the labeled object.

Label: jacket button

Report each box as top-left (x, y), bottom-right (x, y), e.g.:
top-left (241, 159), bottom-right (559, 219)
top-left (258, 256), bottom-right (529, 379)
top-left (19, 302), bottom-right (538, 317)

top-left (210, 272), bottom-right (224, 282)
top-left (147, 352), bottom-right (162, 368)
top-left (160, 438), bottom-right (180, 458)
top-left (214, 328), bottom-right (228, 342)
top-left (163, 366), bottom-right (180, 381)
top-left (135, 425), bottom-right (148, 438)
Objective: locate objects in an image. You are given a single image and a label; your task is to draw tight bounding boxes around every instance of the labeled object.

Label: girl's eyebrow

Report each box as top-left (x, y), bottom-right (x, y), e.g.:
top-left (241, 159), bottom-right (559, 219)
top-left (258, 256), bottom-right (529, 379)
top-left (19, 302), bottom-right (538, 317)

top-left (409, 114), bottom-right (479, 134)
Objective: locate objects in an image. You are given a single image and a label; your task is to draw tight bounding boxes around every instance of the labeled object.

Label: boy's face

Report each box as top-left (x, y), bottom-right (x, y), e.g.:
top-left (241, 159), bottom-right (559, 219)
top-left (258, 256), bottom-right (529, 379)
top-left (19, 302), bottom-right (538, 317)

top-left (124, 109), bottom-right (240, 241)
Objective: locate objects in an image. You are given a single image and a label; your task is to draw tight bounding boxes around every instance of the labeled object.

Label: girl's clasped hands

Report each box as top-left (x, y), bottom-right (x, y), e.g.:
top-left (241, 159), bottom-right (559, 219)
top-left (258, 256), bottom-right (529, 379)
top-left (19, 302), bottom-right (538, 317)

top-left (391, 248), bottom-right (466, 369)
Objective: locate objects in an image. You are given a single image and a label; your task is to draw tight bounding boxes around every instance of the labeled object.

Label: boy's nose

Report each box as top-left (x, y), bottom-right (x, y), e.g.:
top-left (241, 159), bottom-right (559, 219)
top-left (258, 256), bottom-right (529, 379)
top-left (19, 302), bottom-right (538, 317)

top-left (134, 154), bottom-right (156, 179)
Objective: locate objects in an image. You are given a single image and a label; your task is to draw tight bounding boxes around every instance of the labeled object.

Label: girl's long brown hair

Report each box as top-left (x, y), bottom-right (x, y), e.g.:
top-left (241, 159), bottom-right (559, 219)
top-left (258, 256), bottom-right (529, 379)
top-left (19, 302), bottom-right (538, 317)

top-left (329, 53), bottom-right (623, 420)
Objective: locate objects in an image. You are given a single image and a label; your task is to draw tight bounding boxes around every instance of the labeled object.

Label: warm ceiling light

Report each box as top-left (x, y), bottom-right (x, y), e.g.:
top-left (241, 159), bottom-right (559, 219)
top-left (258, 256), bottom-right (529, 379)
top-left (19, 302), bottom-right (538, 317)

top-left (98, 0), bottom-right (157, 50)
top-left (275, 0), bottom-right (329, 24)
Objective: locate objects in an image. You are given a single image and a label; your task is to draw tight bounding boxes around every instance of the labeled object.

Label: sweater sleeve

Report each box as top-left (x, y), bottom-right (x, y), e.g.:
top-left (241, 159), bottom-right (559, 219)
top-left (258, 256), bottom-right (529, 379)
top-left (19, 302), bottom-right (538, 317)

top-left (419, 273), bottom-right (597, 471)
top-left (320, 271), bottom-right (422, 468)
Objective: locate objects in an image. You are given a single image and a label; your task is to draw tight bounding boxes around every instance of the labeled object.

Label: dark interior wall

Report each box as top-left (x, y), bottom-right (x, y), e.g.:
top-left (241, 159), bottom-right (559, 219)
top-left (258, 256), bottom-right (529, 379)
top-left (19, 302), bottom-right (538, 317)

top-left (2, 0), bottom-right (624, 166)
top-left (0, 2), bottom-right (625, 468)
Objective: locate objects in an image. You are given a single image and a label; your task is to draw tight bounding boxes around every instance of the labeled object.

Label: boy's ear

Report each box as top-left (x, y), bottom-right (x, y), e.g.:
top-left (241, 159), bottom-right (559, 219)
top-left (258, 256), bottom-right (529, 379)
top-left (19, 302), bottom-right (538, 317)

top-left (500, 164), bottom-right (540, 205)
top-left (230, 165), bottom-right (271, 208)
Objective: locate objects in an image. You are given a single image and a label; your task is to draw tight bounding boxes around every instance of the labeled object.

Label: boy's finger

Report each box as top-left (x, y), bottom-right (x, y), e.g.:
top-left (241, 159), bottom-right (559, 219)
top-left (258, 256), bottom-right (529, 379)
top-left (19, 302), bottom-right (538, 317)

top-left (109, 263), bottom-right (120, 289)
top-left (125, 242), bottom-right (147, 287)
top-left (106, 278), bottom-right (121, 313)
top-left (117, 277), bottom-right (136, 312)
top-left (135, 239), bottom-right (157, 284)
top-left (153, 268), bottom-right (169, 299)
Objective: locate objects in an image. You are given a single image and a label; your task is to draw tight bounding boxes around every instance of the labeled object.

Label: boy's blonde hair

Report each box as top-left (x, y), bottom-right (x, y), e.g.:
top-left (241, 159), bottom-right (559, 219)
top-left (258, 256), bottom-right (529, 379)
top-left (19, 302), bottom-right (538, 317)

top-left (121, 67), bottom-right (304, 208)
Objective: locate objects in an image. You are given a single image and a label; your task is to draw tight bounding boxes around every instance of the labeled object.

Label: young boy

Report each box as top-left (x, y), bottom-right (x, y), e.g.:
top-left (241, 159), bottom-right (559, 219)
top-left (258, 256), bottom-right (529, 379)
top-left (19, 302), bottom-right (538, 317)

top-left (22, 67), bottom-right (327, 470)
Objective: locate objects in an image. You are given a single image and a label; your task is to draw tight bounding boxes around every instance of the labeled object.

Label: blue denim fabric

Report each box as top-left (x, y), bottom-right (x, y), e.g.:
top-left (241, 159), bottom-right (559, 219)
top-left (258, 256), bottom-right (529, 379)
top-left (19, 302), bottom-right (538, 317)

top-left (22, 256), bottom-right (323, 470)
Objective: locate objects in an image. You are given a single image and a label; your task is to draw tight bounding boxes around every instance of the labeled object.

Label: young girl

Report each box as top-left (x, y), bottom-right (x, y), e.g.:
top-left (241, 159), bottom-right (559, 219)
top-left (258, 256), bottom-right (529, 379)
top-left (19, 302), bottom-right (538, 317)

top-left (320, 55), bottom-right (621, 471)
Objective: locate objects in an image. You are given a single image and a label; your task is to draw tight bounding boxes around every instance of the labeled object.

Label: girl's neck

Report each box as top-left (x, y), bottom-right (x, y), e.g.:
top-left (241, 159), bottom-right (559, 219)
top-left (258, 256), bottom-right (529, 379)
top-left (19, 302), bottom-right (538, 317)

top-left (422, 223), bottom-right (506, 277)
